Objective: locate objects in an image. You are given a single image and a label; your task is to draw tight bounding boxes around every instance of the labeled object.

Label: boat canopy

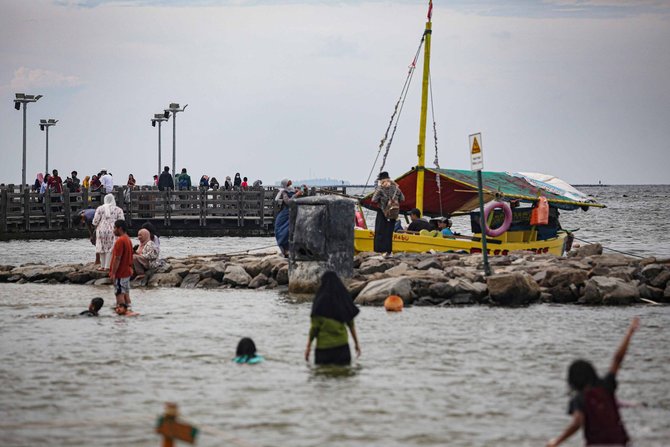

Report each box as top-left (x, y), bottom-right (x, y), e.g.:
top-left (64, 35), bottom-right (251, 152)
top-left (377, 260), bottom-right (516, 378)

top-left (360, 168), bottom-right (604, 216)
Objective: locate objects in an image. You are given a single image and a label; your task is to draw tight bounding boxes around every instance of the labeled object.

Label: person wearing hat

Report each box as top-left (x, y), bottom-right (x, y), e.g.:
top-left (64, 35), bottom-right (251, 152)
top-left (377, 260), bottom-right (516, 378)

top-left (437, 217), bottom-right (454, 237)
top-left (371, 171), bottom-right (404, 254)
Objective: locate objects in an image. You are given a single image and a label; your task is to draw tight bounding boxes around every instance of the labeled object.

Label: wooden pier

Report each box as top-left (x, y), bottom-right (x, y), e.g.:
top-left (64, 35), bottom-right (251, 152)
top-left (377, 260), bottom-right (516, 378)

top-left (0, 185), bottom-right (281, 240)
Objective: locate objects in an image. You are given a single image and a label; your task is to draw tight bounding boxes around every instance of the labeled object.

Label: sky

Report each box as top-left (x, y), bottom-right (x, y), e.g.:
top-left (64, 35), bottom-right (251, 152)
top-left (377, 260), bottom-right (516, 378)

top-left (1, 0), bottom-right (669, 186)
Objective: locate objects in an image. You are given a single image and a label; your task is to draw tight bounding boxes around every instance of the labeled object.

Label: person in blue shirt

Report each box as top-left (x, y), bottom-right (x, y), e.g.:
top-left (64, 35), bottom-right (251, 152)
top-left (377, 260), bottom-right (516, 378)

top-left (233, 337), bottom-right (264, 364)
top-left (437, 217), bottom-right (454, 237)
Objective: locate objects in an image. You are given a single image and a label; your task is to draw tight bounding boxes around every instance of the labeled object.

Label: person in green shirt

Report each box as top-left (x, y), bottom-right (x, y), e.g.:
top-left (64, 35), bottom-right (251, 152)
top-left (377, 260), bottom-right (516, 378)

top-left (305, 271), bottom-right (361, 365)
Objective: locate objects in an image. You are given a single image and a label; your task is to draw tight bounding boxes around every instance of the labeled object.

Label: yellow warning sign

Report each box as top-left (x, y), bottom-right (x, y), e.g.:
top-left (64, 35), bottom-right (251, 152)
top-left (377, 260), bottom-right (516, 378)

top-left (469, 132), bottom-right (483, 171)
top-left (471, 136), bottom-right (481, 154)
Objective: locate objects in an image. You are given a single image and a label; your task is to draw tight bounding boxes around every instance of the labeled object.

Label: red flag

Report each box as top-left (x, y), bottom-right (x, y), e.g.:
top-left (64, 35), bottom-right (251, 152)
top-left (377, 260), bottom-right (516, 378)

top-left (427, 0), bottom-right (433, 20)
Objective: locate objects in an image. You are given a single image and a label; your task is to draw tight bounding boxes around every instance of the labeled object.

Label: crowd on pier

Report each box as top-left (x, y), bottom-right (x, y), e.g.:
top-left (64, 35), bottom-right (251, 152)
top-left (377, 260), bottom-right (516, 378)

top-left (31, 167), bottom-right (264, 195)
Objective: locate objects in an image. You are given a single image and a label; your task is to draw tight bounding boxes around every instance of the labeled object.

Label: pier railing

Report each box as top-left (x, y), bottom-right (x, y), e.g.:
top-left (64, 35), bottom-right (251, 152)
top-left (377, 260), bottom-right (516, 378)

top-left (0, 185), bottom-right (282, 239)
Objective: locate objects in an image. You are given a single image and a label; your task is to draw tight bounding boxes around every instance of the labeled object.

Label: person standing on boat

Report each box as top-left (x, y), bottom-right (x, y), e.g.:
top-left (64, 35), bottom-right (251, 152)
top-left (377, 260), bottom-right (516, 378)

top-left (274, 178), bottom-right (305, 257)
top-left (371, 172), bottom-right (404, 254)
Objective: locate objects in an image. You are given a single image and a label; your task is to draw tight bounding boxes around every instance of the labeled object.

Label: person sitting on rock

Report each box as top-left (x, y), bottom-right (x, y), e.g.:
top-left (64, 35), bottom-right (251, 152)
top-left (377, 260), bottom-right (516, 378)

top-left (233, 337), bottom-right (264, 364)
top-left (133, 229), bottom-right (160, 279)
top-left (406, 208), bottom-right (434, 233)
top-left (80, 297), bottom-right (104, 317)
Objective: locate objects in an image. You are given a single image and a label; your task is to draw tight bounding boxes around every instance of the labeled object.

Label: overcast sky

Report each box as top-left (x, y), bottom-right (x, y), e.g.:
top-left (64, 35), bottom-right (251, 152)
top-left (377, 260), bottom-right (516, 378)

top-left (1, 0), bottom-right (668, 186)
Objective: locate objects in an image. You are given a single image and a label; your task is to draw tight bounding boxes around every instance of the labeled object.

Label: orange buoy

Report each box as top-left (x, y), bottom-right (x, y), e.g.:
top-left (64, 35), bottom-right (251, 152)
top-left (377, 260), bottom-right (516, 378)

top-left (384, 295), bottom-right (404, 312)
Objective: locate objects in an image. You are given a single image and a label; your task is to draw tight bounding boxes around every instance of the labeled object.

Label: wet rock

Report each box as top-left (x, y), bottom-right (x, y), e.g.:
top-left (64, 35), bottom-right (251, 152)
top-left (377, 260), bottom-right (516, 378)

top-left (355, 277), bottom-right (413, 305)
top-left (248, 273), bottom-right (269, 289)
top-left (664, 284), bottom-right (670, 303)
top-left (172, 268), bottom-right (191, 279)
top-left (581, 276), bottom-right (639, 305)
top-left (148, 272), bottom-right (183, 287)
top-left (542, 268), bottom-right (588, 289)
top-left (180, 273), bottom-right (201, 289)
top-left (0, 265), bottom-right (15, 272)
top-left (416, 258), bottom-right (442, 271)
top-left (487, 272), bottom-right (540, 306)
top-left (44, 266), bottom-right (76, 282)
top-left (345, 280), bottom-right (367, 299)
top-left (223, 264), bottom-right (252, 287)
top-left (275, 265), bottom-right (289, 285)
top-left (650, 269), bottom-right (670, 289)
top-left (10, 265), bottom-right (47, 281)
top-left (638, 284), bottom-right (664, 301)
top-left (155, 263), bottom-right (173, 274)
top-left (358, 259), bottom-right (395, 275)
top-left (190, 261), bottom-right (226, 281)
top-left (590, 254), bottom-right (633, 268)
top-left (66, 271), bottom-right (92, 284)
top-left (589, 266), bottom-right (611, 277)
top-left (569, 243), bottom-right (602, 257)
top-left (449, 293), bottom-right (476, 305)
top-left (94, 278), bottom-right (112, 286)
top-left (196, 278), bottom-right (221, 289)
top-left (640, 264), bottom-right (664, 281)
top-left (386, 262), bottom-right (412, 277)
top-left (429, 281), bottom-right (457, 298)
top-left (0, 271), bottom-right (13, 282)
top-left (266, 278), bottom-right (278, 289)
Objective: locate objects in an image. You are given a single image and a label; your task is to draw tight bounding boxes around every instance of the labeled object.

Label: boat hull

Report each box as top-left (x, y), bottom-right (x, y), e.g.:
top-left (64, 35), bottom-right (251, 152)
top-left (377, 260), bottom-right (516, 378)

top-left (354, 228), bottom-right (567, 256)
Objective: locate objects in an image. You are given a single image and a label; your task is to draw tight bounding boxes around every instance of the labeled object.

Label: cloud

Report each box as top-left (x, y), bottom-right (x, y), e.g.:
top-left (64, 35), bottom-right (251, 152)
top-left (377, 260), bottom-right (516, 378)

top-left (9, 67), bottom-right (83, 90)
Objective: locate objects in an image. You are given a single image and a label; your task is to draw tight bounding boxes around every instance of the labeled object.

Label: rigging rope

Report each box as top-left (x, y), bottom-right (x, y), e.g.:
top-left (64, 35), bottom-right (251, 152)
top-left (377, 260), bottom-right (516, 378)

top-left (572, 235), bottom-right (646, 259)
top-left (362, 34), bottom-right (425, 196)
top-left (428, 73), bottom-right (443, 217)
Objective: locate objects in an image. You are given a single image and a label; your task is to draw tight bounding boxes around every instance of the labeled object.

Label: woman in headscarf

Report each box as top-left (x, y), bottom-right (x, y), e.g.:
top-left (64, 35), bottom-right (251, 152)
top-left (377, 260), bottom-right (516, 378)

top-left (132, 228), bottom-right (160, 278)
top-left (274, 178), bottom-right (304, 257)
top-left (199, 175), bottom-right (209, 190)
top-left (224, 176), bottom-right (233, 190)
top-left (305, 271), bottom-right (361, 365)
top-left (92, 194), bottom-right (125, 270)
top-left (233, 173), bottom-right (242, 189)
top-left (82, 175), bottom-right (90, 190)
top-left (33, 173), bottom-right (44, 192)
top-left (371, 171), bottom-right (404, 254)
top-left (209, 177), bottom-right (220, 190)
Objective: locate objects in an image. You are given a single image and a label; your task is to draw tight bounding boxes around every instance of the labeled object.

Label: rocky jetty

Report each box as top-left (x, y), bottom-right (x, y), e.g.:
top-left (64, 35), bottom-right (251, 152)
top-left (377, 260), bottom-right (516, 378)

top-left (1, 243), bottom-right (669, 306)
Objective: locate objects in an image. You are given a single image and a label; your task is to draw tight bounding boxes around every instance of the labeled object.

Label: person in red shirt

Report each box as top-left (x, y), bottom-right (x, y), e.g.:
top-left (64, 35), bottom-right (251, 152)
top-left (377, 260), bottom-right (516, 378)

top-left (48, 169), bottom-right (63, 194)
top-left (110, 219), bottom-right (133, 307)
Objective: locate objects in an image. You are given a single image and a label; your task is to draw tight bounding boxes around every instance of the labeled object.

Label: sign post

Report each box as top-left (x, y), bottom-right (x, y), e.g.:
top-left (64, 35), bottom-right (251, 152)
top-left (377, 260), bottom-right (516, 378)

top-left (469, 133), bottom-right (491, 276)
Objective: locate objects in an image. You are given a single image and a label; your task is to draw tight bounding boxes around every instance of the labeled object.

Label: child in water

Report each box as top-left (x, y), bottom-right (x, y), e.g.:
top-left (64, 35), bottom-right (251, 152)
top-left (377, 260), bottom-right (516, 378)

top-left (233, 337), bottom-right (264, 364)
top-left (80, 297), bottom-right (104, 316)
top-left (547, 317), bottom-right (640, 447)
top-left (114, 303), bottom-right (139, 317)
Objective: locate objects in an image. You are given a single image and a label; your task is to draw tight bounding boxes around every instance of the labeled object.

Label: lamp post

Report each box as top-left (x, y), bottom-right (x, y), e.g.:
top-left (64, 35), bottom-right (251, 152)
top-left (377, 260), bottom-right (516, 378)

top-left (14, 93), bottom-right (43, 191)
top-left (151, 113), bottom-right (168, 178)
top-left (163, 103), bottom-right (188, 188)
top-left (39, 119), bottom-right (58, 174)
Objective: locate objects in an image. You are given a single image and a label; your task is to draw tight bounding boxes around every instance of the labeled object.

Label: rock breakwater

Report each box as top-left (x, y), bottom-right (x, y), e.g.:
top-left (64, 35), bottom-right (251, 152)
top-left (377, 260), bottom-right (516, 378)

top-left (1, 244), bottom-right (669, 306)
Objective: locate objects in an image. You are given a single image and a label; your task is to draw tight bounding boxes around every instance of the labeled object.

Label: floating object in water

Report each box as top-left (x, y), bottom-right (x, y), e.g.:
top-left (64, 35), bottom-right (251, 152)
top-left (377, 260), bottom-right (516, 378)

top-left (384, 295), bottom-right (404, 312)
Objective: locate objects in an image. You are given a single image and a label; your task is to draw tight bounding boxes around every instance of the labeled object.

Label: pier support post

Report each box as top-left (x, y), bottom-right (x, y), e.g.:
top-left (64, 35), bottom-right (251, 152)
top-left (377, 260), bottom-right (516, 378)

top-left (288, 195), bottom-right (354, 294)
top-left (0, 188), bottom-right (7, 234)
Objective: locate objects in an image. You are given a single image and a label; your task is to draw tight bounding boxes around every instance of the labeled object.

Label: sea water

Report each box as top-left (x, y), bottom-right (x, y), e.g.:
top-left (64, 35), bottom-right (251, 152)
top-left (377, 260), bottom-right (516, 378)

top-left (1, 184), bottom-right (669, 446)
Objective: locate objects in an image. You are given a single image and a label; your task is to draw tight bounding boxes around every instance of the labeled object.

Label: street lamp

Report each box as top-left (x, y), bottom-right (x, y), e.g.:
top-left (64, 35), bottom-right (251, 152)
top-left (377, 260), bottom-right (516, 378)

top-left (163, 102), bottom-right (188, 188)
top-left (14, 93), bottom-right (43, 191)
top-left (39, 119), bottom-right (58, 174)
top-left (151, 113), bottom-right (168, 178)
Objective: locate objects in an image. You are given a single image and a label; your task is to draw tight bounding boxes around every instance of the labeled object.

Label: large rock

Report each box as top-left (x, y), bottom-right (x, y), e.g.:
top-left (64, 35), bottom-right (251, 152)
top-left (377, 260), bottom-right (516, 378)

top-left (358, 259), bottom-right (395, 275)
top-left (581, 276), bottom-right (640, 305)
top-left (386, 262), bottom-right (412, 277)
top-left (487, 272), bottom-right (541, 306)
top-left (275, 265), bottom-right (289, 285)
top-left (189, 261), bottom-right (226, 281)
top-left (66, 271), bottom-right (92, 284)
top-left (148, 272), bottom-right (183, 287)
top-left (223, 264), bottom-right (252, 287)
top-left (569, 243), bottom-right (602, 257)
top-left (638, 284), bottom-right (664, 301)
top-left (416, 258), bottom-right (442, 271)
top-left (93, 277), bottom-right (112, 286)
top-left (180, 273), bottom-right (201, 289)
top-left (196, 278), bottom-right (221, 289)
top-left (354, 277), bottom-right (413, 305)
top-left (639, 264), bottom-right (665, 282)
top-left (44, 266), bottom-right (77, 282)
top-left (10, 265), bottom-right (48, 281)
top-left (248, 273), bottom-right (269, 289)
top-left (650, 269), bottom-right (670, 289)
top-left (664, 284), bottom-right (670, 303)
top-left (542, 268), bottom-right (588, 288)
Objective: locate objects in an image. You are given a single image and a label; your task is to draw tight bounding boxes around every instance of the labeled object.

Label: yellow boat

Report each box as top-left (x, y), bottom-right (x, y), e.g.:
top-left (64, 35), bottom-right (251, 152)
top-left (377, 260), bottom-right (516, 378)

top-left (356, 2), bottom-right (603, 256)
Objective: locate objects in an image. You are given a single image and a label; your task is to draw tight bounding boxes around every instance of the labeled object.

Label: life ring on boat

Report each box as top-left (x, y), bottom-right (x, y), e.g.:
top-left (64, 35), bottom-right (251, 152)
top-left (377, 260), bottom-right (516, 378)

top-left (483, 201), bottom-right (513, 237)
top-left (355, 209), bottom-right (367, 229)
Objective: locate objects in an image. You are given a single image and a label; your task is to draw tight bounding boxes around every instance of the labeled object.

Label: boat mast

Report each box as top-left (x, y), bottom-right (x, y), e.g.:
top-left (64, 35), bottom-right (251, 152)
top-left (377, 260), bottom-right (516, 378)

top-left (415, 1), bottom-right (432, 214)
